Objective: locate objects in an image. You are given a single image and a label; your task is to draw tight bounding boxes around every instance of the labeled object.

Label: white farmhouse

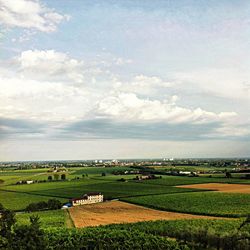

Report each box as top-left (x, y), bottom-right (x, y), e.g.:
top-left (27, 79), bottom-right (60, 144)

top-left (71, 192), bottom-right (103, 206)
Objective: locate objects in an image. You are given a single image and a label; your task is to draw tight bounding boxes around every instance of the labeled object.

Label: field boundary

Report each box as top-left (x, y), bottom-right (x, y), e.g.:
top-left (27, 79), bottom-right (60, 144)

top-left (65, 209), bottom-right (75, 228)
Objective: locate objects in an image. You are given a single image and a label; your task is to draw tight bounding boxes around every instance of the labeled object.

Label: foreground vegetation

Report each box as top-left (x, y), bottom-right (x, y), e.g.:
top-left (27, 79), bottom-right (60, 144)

top-left (2, 204), bottom-right (249, 250)
top-left (99, 219), bottom-right (250, 250)
top-left (45, 228), bottom-right (188, 250)
top-left (0, 205), bottom-right (188, 250)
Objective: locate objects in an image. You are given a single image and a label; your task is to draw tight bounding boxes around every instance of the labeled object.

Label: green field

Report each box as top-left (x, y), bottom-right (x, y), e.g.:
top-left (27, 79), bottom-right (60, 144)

top-left (123, 192), bottom-right (250, 217)
top-left (103, 218), bottom-right (247, 234)
top-left (16, 210), bottom-right (66, 228)
top-left (0, 190), bottom-right (67, 210)
top-left (99, 218), bottom-right (250, 250)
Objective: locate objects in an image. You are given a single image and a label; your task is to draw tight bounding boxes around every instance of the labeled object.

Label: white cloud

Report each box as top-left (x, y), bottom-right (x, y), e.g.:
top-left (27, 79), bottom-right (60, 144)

top-left (97, 92), bottom-right (237, 124)
top-left (175, 68), bottom-right (250, 101)
top-left (0, 76), bottom-right (92, 122)
top-left (17, 50), bottom-right (84, 83)
top-left (113, 74), bottom-right (172, 95)
top-left (115, 57), bottom-right (133, 65)
top-left (132, 75), bottom-right (172, 88)
top-left (206, 125), bottom-right (250, 138)
top-left (0, 0), bottom-right (69, 32)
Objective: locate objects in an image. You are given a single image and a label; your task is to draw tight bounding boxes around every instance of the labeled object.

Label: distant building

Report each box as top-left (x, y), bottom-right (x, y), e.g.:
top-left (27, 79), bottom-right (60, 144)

top-left (134, 174), bottom-right (160, 181)
top-left (71, 192), bottom-right (103, 206)
top-left (179, 171), bottom-right (191, 175)
top-left (26, 180), bottom-right (34, 184)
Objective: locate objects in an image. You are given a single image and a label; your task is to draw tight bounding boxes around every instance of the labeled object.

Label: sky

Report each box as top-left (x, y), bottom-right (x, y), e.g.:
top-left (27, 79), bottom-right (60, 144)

top-left (0, 0), bottom-right (250, 161)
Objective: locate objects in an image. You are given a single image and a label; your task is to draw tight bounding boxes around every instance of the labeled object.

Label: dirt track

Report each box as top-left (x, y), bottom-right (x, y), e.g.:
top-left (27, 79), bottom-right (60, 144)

top-left (176, 183), bottom-right (250, 194)
top-left (69, 201), bottom-right (226, 228)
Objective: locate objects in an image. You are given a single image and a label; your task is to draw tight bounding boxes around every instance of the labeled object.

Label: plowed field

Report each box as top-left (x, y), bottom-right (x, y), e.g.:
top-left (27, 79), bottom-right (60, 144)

top-left (69, 201), bottom-right (225, 228)
top-left (176, 183), bottom-right (250, 193)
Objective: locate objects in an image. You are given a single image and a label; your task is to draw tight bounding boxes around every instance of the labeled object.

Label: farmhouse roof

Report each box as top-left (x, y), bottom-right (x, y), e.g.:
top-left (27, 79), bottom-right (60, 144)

top-left (71, 192), bottom-right (102, 202)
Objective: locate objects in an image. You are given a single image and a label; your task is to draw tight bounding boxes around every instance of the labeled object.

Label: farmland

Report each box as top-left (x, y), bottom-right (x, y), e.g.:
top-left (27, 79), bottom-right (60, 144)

top-left (0, 189), bottom-right (67, 210)
top-left (0, 166), bottom-right (250, 214)
top-left (176, 183), bottom-right (250, 193)
top-left (0, 162), bottom-right (250, 249)
top-left (124, 192), bottom-right (250, 217)
top-left (16, 210), bottom-right (66, 228)
top-left (69, 201), bottom-right (227, 228)
top-left (99, 219), bottom-right (250, 250)
top-left (0, 180), bottom-right (198, 210)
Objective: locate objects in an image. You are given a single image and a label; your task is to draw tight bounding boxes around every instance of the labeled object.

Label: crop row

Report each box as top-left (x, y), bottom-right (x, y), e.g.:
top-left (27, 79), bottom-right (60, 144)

top-left (99, 219), bottom-right (250, 250)
top-left (123, 192), bottom-right (250, 217)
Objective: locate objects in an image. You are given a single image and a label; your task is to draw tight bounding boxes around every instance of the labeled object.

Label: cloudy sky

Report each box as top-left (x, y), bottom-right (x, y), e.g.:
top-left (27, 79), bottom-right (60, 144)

top-left (0, 0), bottom-right (250, 161)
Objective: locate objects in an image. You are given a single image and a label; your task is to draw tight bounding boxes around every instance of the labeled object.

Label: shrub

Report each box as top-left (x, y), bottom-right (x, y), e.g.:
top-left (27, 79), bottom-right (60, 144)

top-left (26, 200), bottom-right (62, 212)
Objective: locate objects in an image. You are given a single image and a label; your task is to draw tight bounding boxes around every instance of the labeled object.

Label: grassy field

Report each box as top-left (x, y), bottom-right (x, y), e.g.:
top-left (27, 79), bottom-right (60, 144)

top-left (123, 192), bottom-right (250, 217)
top-left (0, 189), bottom-right (67, 210)
top-left (16, 210), bottom-right (66, 228)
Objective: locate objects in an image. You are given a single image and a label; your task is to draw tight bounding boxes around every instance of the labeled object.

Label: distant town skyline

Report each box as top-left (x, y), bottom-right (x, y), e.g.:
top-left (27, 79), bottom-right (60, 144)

top-left (0, 0), bottom-right (250, 161)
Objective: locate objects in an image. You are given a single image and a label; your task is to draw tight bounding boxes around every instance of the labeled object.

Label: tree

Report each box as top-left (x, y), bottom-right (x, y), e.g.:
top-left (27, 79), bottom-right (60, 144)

top-left (26, 201), bottom-right (47, 212)
top-left (0, 206), bottom-right (16, 249)
top-left (118, 178), bottom-right (126, 182)
top-left (47, 199), bottom-right (62, 210)
top-left (48, 176), bottom-right (52, 181)
top-left (12, 216), bottom-right (47, 250)
top-left (225, 171), bottom-right (232, 178)
top-left (61, 174), bottom-right (66, 180)
top-left (0, 208), bottom-right (16, 238)
top-left (0, 203), bottom-right (4, 212)
top-left (101, 172), bottom-right (106, 177)
top-left (0, 205), bottom-right (48, 250)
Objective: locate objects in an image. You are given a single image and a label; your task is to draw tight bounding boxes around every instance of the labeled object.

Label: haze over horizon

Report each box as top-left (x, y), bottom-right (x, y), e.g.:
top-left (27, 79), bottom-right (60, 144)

top-left (0, 0), bottom-right (250, 161)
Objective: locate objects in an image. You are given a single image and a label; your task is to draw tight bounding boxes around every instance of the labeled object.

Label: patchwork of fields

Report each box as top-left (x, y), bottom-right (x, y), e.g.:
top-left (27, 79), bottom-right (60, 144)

top-left (1, 166), bottom-right (250, 227)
